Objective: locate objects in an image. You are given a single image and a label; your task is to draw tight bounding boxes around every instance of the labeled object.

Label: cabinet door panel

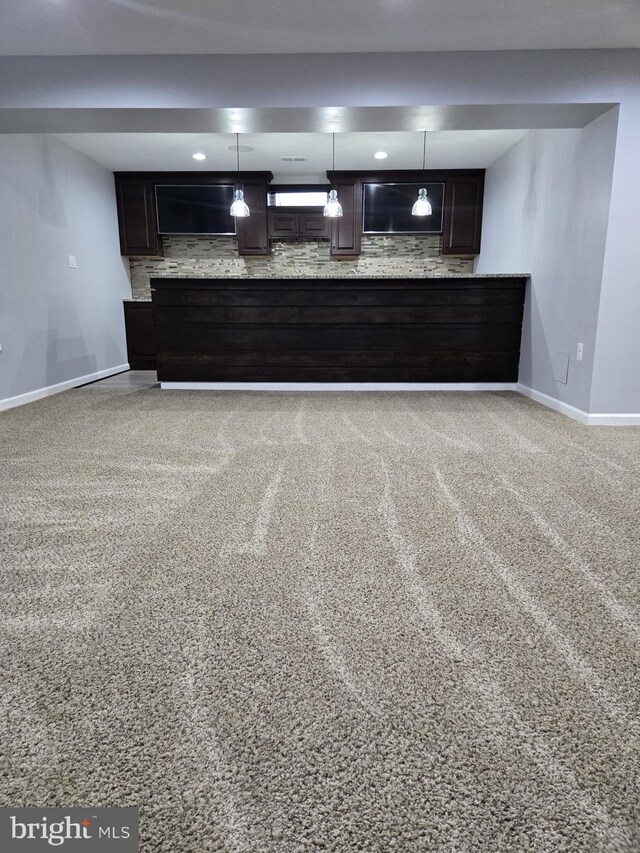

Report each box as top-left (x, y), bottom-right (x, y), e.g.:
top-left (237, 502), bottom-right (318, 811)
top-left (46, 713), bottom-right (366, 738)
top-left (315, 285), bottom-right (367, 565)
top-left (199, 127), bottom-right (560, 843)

top-left (268, 213), bottom-right (299, 238)
top-left (330, 179), bottom-right (362, 257)
top-left (299, 213), bottom-right (330, 238)
top-left (115, 179), bottom-right (162, 257)
top-left (123, 302), bottom-right (156, 369)
top-left (236, 179), bottom-right (269, 255)
top-left (443, 175), bottom-right (484, 255)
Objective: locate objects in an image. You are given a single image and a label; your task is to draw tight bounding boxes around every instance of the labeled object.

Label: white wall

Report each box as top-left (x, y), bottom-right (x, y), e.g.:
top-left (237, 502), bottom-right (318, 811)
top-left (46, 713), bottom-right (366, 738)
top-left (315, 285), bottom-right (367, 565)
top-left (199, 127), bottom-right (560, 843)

top-left (0, 134), bottom-right (131, 404)
top-left (475, 111), bottom-right (618, 413)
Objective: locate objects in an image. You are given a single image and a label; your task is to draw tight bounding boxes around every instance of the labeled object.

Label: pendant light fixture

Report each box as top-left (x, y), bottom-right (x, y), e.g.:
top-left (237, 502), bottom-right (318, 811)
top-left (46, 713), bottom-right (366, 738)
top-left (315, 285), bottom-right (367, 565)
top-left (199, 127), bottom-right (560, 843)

top-left (411, 131), bottom-right (433, 217)
top-left (230, 133), bottom-right (250, 217)
top-left (323, 133), bottom-right (343, 218)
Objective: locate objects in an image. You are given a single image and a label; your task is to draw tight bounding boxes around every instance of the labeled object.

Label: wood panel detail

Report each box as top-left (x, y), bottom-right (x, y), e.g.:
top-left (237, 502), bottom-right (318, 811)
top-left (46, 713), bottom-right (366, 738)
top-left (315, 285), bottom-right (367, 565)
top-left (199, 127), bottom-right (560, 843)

top-left (235, 178), bottom-right (270, 255)
top-left (268, 212), bottom-right (329, 239)
top-left (443, 174), bottom-right (485, 255)
top-left (151, 277), bottom-right (526, 383)
top-left (329, 179), bottom-right (362, 257)
top-left (123, 301), bottom-right (156, 369)
top-left (115, 178), bottom-right (162, 257)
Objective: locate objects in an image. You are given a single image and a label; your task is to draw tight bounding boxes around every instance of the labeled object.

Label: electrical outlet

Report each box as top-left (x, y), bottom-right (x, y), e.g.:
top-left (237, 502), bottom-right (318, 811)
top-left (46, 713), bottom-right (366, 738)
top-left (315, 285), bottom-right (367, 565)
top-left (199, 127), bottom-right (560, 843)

top-left (68, 255), bottom-right (77, 269)
top-left (576, 342), bottom-right (584, 361)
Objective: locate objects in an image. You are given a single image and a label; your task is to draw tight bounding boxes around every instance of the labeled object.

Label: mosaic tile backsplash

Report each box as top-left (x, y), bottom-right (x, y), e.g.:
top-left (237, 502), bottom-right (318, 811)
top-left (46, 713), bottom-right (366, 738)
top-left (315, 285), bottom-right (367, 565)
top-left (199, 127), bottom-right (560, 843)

top-left (129, 235), bottom-right (474, 300)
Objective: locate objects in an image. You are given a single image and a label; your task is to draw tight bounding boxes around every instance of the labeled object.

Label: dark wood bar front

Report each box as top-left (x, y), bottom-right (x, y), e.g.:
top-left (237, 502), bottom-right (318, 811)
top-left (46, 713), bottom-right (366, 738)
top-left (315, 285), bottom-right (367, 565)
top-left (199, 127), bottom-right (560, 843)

top-left (151, 276), bottom-right (527, 383)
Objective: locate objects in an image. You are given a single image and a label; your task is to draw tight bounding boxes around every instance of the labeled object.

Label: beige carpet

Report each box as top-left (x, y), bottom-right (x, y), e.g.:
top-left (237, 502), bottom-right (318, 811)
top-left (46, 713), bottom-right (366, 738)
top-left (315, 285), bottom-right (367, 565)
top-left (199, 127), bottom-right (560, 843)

top-left (1, 386), bottom-right (639, 852)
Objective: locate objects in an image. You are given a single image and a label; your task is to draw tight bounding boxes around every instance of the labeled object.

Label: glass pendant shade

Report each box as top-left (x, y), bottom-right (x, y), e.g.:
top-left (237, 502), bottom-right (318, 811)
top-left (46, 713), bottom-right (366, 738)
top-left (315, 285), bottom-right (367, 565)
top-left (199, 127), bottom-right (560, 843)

top-left (323, 134), bottom-right (343, 217)
top-left (230, 133), bottom-right (250, 217)
top-left (323, 189), bottom-right (343, 218)
top-left (230, 189), bottom-right (250, 217)
top-left (411, 187), bottom-right (432, 217)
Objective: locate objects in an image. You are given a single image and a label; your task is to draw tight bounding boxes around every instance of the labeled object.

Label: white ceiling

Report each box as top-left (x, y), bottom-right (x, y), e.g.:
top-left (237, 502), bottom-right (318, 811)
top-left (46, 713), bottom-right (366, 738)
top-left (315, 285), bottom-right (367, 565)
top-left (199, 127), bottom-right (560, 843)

top-left (54, 130), bottom-right (529, 178)
top-left (2, 0), bottom-right (639, 55)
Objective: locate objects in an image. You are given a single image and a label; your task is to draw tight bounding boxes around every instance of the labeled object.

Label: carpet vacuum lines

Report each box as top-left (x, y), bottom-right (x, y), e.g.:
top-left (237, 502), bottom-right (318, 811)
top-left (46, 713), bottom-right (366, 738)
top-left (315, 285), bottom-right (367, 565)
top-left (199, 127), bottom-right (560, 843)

top-left (486, 467), bottom-right (640, 642)
top-left (433, 466), bottom-right (640, 738)
top-left (2, 388), bottom-right (639, 852)
top-left (220, 461), bottom-right (287, 559)
top-left (180, 619), bottom-right (258, 853)
top-left (376, 459), bottom-right (624, 843)
top-left (332, 418), bottom-right (624, 844)
top-left (491, 396), bottom-right (636, 482)
top-left (300, 583), bottom-right (383, 721)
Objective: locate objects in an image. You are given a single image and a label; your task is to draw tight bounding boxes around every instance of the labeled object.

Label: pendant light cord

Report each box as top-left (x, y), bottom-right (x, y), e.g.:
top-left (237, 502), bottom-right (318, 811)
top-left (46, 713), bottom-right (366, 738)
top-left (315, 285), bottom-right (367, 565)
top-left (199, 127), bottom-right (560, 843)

top-left (236, 132), bottom-right (240, 175)
top-left (421, 131), bottom-right (427, 183)
top-left (332, 133), bottom-right (336, 172)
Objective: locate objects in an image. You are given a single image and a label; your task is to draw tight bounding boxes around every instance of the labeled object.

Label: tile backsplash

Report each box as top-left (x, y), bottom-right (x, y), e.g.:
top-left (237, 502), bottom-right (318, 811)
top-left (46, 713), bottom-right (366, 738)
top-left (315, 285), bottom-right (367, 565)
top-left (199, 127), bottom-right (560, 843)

top-left (129, 234), bottom-right (474, 300)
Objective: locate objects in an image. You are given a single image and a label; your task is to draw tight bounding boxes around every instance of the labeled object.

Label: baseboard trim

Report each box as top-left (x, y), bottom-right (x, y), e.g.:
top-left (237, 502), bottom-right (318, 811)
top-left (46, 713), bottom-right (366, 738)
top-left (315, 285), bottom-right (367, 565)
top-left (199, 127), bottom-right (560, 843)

top-left (4, 372), bottom-right (636, 424)
top-left (584, 413), bottom-right (640, 426)
top-left (516, 383), bottom-right (589, 424)
top-left (516, 384), bottom-right (640, 426)
top-left (160, 381), bottom-right (519, 392)
top-left (0, 364), bottom-right (130, 413)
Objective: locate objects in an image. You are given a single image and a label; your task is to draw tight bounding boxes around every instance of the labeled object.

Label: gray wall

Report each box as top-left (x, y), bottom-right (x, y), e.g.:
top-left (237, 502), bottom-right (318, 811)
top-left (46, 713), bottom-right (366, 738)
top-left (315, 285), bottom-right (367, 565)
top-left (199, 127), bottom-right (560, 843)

top-left (590, 102), bottom-right (640, 413)
top-left (0, 134), bottom-right (131, 403)
top-left (0, 50), bottom-right (636, 110)
top-left (475, 111), bottom-right (618, 413)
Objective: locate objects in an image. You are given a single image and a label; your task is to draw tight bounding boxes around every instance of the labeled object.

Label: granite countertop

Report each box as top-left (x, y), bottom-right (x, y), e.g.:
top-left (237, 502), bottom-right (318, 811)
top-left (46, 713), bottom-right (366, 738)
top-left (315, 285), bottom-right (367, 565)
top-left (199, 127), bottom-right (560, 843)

top-left (146, 273), bottom-right (531, 280)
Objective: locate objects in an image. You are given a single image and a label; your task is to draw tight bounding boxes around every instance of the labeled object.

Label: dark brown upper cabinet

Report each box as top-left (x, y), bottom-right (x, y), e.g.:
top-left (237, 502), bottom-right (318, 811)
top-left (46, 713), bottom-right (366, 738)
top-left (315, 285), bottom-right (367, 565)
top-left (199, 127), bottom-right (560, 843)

top-left (300, 213), bottom-right (330, 239)
top-left (115, 177), bottom-right (162, 257)
top-left (235, 177), bottom-right (270, 255)
top-left (267, 185), bottom-right (331, 240)
top-left (268, 212), bottom-right (299, 238)
top-left (268, 212), bottom-right (330, 239)
top-left (114, 171), bottom-right (272, 258)
top-left (442, 173), bottom-right (485, 255)
top-left (327, 169), bottom-right (485, 257)
top-left (326, 174), bottom-right (363, 257)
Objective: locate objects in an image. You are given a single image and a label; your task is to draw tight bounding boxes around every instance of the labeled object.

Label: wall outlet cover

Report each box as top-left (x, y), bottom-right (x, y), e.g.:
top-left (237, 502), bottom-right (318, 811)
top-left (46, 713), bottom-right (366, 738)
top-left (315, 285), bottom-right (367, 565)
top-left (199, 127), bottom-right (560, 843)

top-left (68, 255), bottom-right (77, 269)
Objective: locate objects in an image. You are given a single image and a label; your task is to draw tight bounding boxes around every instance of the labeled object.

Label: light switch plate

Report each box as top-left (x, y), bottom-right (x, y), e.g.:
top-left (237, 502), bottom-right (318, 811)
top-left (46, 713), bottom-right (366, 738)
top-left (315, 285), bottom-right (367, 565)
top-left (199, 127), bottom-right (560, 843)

top-left (68, 255), bottom-right (77, 269)
top-left (576, 342), bottom-right (584, 361)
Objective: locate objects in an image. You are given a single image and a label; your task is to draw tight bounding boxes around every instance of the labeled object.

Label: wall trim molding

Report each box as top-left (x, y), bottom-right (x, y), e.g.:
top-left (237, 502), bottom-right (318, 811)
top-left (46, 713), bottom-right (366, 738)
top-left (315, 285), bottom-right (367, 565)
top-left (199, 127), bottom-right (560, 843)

top-left (583, 412), bottom-right (640, 426)
top-left (160, 381), bottom-right (518, 392)
top-left (0, 364), bottom-right (130, 413)
top-left (516, 383), bottom-right (640, 426)
top-left (516, 383), bottom-right (589, 424)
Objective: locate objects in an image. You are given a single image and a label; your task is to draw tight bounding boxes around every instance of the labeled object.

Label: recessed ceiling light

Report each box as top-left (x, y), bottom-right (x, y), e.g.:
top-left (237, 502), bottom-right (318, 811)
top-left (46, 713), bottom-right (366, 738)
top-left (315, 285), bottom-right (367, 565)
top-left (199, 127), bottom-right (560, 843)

top-left (192, 152), bottom-right (206, 161)
top-left (374, 151), bottom-right (388, 160)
